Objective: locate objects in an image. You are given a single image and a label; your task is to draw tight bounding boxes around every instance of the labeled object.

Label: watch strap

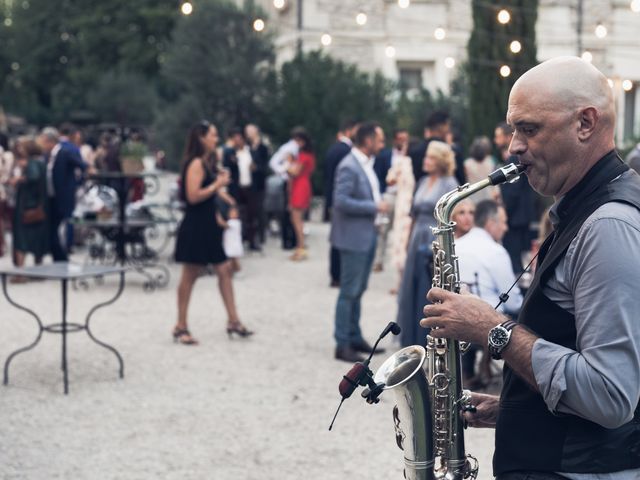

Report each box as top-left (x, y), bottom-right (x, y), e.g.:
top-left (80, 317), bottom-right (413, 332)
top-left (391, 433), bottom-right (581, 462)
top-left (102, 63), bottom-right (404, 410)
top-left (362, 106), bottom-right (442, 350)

top-left (488, 319), bottom-right (517, 360)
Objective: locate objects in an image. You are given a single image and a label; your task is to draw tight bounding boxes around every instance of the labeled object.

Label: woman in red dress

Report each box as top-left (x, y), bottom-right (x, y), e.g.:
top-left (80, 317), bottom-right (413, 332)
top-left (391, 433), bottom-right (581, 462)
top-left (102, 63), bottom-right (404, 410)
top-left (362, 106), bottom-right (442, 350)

top-left (287, 130), bottom-right (315, 261)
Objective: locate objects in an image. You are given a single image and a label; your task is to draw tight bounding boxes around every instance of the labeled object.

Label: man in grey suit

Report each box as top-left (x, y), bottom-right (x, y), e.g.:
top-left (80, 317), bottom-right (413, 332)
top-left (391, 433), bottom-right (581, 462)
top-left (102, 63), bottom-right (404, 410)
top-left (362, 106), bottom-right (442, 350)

top-left (330, 122), bottom-right (390, 362)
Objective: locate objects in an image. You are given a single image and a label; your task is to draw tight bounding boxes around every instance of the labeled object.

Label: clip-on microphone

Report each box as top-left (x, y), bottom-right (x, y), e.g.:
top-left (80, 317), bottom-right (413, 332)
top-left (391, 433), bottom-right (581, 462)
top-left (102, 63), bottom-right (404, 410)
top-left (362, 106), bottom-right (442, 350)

top-left (328, 322), bottom-right (401, 431)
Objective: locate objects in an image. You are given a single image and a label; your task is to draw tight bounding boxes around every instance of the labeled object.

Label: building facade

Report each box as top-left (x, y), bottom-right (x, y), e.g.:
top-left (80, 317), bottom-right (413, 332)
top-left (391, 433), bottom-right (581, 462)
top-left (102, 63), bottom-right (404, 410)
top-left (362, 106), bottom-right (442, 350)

top-left (247, 0), bottom-right (640, 144)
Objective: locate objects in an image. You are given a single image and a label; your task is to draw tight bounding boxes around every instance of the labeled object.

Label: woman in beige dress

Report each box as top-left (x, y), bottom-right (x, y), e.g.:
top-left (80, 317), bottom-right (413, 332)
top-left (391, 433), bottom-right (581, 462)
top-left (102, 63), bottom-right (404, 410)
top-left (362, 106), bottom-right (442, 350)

top-left (387, 152), bottom-right (415, 293)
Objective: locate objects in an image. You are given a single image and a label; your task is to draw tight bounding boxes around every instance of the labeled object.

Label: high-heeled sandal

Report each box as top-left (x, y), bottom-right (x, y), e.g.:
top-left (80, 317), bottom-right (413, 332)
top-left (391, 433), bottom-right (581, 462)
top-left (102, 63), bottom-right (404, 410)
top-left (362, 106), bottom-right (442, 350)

top-left (289, 248), bottom-right (308, 261)
top-left (226, 322), bottom-right (254, 339)
top-left (172, 327), bottom-right (199, 345)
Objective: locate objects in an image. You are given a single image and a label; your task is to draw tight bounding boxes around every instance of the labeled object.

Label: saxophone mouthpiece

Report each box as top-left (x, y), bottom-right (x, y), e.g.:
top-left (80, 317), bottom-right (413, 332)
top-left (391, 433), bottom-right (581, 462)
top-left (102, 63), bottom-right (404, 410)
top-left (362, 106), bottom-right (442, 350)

top-left (488, 161), bottom-right (526, 186)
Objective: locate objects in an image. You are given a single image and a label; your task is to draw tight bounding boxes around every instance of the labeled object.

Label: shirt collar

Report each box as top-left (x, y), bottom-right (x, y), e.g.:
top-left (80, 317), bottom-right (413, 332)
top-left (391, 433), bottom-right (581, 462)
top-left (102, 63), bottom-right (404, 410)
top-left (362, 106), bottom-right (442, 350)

top-left (352, 147), bottom-right (372, 167)
top-left (465, 226), bottom-right (495, 244)
top-left (51, 143), bottom-right (62, 159)
top-left (339, 136), bottom-right (352, 147)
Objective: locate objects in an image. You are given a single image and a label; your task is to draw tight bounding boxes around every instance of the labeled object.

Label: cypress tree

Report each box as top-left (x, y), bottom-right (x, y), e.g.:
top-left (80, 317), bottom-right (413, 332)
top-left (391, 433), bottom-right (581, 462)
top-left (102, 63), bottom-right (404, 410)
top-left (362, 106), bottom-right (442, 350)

top-left (467, 1), bottom-right (538, 143)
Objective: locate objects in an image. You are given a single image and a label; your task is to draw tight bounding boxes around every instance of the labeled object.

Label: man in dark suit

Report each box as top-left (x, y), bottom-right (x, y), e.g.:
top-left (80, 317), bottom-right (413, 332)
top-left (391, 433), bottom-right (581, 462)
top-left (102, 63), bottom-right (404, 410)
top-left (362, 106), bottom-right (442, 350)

top-left (245, 124), bottom-right (270, 246)
top-left (495, 122), bottom-right (536, 273)
top-left (38, 127), bottom-right (87, 261)
top-left (59, 123), bottom-right (84, 253)
top-left (324, 119), bottom-right (357, 287)
top-left (408, 110), bottom-right (450, 183)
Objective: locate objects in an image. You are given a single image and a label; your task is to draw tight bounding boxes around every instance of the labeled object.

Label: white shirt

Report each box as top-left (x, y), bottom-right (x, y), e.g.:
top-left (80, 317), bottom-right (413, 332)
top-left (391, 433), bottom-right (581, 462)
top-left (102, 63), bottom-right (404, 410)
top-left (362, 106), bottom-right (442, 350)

top-left (269, 140), bottom-right (299, 179)
top-left (223, 218), bottom-right (244, 258)
top-left (236, 146), bottom-right (253, 187)
top-left (455, 227), bottom-right (522, 314)
top-left (351, 147), bottom-right (381, 204)
top-left (47, 143), bottom-right (61, 197)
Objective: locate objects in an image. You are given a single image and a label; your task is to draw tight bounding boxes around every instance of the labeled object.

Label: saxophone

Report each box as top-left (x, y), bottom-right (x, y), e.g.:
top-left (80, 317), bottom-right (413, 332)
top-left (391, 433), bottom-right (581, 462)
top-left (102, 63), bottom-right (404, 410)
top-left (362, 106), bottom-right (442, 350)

top-left (372, 163), bottom-right (525, 480)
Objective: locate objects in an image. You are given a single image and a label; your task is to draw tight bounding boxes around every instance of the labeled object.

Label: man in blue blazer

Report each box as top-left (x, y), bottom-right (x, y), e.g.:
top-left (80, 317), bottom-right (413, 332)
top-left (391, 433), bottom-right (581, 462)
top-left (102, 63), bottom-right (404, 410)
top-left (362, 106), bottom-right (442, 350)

top-left (330, 122), bottom-right (389, 362)
top-left (39, 127), bottom-right (87, 261)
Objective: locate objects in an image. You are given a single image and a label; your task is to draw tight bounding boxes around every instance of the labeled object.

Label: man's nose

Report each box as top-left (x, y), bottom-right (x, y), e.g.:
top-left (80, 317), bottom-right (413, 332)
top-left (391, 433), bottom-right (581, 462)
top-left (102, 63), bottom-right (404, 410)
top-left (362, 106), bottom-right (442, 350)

top-left (509, 133), bottom-right (526, 155)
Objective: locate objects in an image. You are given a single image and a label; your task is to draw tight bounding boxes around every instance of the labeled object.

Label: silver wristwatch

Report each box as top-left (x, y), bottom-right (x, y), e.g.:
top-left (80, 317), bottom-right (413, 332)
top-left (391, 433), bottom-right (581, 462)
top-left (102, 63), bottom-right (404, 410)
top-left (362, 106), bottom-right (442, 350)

top-left (487, 319), bottom-right (517, 360)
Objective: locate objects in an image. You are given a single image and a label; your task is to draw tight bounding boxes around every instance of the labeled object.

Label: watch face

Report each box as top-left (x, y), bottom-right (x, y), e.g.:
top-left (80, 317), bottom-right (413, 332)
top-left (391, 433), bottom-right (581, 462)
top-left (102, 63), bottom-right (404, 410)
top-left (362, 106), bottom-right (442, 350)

top-left (489, 326), bottom-right (510, 348)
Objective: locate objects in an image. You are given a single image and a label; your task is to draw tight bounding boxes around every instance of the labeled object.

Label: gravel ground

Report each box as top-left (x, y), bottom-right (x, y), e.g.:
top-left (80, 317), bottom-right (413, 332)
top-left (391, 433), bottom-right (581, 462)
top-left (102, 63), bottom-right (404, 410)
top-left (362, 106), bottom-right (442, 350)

top-left (0, 212), bottom-right (496, 479)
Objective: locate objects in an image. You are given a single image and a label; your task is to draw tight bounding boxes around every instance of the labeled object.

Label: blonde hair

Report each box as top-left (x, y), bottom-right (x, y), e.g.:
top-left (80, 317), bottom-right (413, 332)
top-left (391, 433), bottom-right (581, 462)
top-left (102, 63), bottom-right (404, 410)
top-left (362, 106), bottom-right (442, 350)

top-left (426, 140), bottom-right (456, 176)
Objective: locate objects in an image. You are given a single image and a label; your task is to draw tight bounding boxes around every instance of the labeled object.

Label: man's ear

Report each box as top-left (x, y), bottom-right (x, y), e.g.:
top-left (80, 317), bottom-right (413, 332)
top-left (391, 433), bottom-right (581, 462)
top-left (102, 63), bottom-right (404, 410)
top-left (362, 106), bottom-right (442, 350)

top-left (577, 107), bottom-right (599, 141)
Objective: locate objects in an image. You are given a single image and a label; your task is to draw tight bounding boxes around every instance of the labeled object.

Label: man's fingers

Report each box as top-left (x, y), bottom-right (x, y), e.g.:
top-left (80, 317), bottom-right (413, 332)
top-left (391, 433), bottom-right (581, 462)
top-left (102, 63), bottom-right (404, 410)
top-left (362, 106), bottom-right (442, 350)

top-left (423, 303), bottom-right (445, 317)
top-left (426, 287), bottom-right (453, 303)
top-left (419, 317), bottom-right (447, 336)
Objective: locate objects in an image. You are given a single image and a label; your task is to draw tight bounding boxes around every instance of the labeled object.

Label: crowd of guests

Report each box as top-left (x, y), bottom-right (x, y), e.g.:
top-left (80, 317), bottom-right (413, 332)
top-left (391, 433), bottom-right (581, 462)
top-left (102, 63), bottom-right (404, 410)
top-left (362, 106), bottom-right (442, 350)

top-left (0, 125), bottom-right (167, 276)
top-left (3, 115), bottom-right (639, 366)
top-left (323, 113), bottom-right (540, 380)
top-left (0, 126), bottom-right (90, 278)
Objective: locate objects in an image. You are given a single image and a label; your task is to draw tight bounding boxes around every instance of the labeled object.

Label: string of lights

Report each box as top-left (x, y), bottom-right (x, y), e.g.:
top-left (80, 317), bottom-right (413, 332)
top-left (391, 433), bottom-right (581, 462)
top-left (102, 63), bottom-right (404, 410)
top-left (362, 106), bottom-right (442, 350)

top-left (173, 0), bottom-right (639, 86)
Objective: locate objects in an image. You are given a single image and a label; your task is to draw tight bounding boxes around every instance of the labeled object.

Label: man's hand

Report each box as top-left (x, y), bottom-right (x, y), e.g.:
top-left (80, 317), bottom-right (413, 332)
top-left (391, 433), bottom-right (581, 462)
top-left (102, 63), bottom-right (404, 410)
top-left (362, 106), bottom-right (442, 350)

top-left (420, 287), bottom-right (504, 345)
top-left (376, 200), bottom-right (389, 214)
top-left (464, 392), bottom-right (499, 428)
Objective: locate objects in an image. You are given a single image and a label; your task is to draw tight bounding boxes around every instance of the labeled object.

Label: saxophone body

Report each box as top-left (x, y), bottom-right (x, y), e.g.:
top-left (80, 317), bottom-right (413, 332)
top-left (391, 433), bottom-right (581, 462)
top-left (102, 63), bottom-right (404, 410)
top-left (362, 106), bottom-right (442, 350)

top-left (373, 163), bottom-right (525, 480)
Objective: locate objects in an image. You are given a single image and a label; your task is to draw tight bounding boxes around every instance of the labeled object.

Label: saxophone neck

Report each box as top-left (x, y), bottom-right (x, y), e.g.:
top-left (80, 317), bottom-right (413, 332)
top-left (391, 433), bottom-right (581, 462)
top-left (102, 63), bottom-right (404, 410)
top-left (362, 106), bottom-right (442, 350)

top-left (435, 162), bottom-right (525, 225)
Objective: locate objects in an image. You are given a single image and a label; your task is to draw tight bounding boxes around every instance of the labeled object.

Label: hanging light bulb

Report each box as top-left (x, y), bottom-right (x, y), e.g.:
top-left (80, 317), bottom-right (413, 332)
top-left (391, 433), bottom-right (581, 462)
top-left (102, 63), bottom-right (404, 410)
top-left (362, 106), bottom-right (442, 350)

top-left (581, 51), bottom-right (593, 63)
top-left (434, 27), bottom-right (446, 40)
top-left (385, 45), bottom-right (396, 58)
top-left (595, 23), bottom-right (607, 38)
top-left (509, 40), bottom-right (522, 53)
top-left (631, 0), bottom-right (640, 13)
top-left (321, 33), bottom-right (332, 46)
top-left (398, 0), bottom-right (410, 8)
top-left (180, 1), bottom-right (193, 15)
top-left (497, 9), bottom-right (511, 24)
top-left (273, 0), bottom-right (286, 9)
top-left (444, 57), bottom-right (456, 69)
top-left (356, 12), bottom-right (367, 26)
top-left (500, 65), bottom-right (511, 77)
top-left (253, 18), bottom-right (265, 32)
top-left (622, 79), bottom-right (633, 91)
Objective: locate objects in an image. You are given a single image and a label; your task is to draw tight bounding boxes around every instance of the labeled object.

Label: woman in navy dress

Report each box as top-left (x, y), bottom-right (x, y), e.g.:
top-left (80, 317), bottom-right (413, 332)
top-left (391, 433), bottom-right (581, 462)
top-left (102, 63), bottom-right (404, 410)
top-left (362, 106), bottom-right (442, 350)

top-left (174, 121), bottom-right (253, 345)
top-left (397, 141), bottom-right (458, 347)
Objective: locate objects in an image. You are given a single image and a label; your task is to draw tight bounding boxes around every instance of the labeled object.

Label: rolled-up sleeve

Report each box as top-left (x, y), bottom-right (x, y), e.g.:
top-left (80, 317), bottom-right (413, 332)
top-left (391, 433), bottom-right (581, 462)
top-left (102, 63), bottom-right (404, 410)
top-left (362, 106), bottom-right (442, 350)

top-left (532, 212), bottom-right (640, 429)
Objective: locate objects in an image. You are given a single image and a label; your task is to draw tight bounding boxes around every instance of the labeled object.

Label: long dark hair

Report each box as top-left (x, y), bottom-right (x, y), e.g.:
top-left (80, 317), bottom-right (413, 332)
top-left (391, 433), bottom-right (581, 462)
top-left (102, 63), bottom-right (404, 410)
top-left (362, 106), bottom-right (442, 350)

top-left (291, 127), bottom-right (313, 153)
top-left (181, 120), bottom-right (215, 170)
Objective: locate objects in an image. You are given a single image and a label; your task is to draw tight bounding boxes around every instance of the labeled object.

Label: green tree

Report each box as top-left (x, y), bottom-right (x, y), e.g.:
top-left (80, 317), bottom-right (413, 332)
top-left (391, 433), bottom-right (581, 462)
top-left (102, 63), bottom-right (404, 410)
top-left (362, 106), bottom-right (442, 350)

top-left (262, 50), bottom-right (394, 192)
top-left (467, 1), bottom-right (538, 141)
top-left (0, 0), bottom-right (176, 124)
top-left (87, 71), bottom-right (158, 126)
top-left (155, 0), bottom-right (275, 169)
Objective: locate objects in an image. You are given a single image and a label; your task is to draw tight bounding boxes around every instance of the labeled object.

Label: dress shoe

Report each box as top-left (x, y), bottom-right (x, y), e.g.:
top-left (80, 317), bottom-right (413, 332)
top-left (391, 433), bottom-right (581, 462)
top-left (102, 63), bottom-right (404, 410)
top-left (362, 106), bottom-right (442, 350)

top-left (335, 346), bottom-right (365, 363)
top-left (351, 340), bottom-right (386, 355)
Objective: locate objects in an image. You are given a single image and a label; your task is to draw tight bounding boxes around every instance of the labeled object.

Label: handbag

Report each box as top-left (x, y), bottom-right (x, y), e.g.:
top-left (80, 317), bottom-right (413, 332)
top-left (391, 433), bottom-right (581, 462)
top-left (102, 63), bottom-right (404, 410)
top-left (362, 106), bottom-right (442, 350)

top-left (22, 205), bottom-right (46, 224)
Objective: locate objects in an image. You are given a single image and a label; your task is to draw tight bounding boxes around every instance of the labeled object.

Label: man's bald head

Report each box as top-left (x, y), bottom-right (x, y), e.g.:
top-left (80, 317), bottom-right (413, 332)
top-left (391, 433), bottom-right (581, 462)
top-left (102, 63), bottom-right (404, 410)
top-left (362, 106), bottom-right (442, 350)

top-left (510, 57), bottom-right (615, 141)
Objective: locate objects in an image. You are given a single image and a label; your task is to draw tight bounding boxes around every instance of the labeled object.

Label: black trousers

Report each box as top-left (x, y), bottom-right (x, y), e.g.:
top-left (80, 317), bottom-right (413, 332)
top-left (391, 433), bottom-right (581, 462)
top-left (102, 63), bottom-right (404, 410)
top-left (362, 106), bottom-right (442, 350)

top-left (238, 186), bottom-right (260, 248)
top-left (280, 184), bottom-right (295, 249)
top-left (496, 471), bottom-right (569, 480)
top-left (503, 226), bottom-right (530, 274)
top-left (49, 201), bottom-right (68, 262)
